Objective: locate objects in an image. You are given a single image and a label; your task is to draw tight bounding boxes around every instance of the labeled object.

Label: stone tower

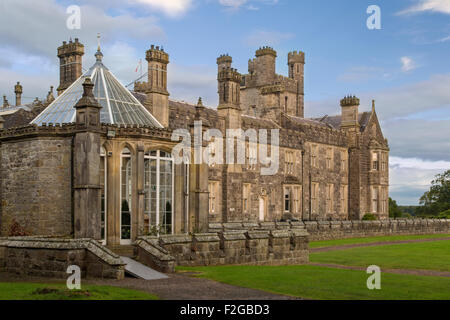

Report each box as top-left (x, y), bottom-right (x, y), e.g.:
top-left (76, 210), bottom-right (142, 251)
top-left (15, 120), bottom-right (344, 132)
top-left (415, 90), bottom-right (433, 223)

top-left (253, 47), bottom-right (277, 86)
top-left (145, 45), bottom-right (170, 127)
top-left (14, 82), bottom-right (22, 106)
top-left (217, 55), bottom-right (242, 129)
top-left (288, 51), bottom-right (305, 117)
top-left (57, 38), bottom-right (84, 96)
top-left (340, 95), bottom-right (361, 220)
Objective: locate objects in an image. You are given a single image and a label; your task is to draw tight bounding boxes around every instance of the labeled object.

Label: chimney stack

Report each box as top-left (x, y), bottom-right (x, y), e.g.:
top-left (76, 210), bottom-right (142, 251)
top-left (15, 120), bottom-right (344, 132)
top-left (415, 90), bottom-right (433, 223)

top-left (14, 81), bottom-right (23, 106)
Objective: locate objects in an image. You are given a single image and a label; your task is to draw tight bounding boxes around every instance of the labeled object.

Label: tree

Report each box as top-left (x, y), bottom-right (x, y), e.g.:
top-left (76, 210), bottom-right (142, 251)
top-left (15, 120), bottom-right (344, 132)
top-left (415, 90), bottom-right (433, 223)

top-left (417, 170), bottom-right (450, 216)
top-left (389, 197), bottom-right (403, 218)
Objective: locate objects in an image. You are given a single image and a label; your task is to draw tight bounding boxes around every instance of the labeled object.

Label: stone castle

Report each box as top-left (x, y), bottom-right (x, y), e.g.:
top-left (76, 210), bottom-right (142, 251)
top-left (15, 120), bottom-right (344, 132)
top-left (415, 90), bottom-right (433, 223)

top-left (0, 39), bottom-right (401, 278)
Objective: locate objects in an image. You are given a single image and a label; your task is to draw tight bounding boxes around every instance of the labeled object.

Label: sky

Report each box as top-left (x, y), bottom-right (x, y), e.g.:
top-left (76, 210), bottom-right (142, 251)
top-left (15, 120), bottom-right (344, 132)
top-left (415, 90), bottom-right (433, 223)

top-left (0, 0), bottom-right (449, 205)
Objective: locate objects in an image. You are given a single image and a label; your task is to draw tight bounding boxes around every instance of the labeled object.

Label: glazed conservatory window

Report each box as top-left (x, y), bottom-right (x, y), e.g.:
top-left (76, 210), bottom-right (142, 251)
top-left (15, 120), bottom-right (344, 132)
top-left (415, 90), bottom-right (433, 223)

top-left (100, 147), bottom-right (107, 243)
top-left (121, 148), bottom-right (132, 242)
top-left (144, 150), bottom-right (174, 235)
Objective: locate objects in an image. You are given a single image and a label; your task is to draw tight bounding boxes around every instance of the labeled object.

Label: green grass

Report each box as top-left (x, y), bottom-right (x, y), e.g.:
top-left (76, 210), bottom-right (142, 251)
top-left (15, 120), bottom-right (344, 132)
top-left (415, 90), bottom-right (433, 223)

top-left (0, 282), bottom-right (158, 300)
top-left (177, 265), bottom-right (450, 300)
top-left (310, 240), bottom-right (450, 272)
top-left (309, 233), bottom-right (450, 248)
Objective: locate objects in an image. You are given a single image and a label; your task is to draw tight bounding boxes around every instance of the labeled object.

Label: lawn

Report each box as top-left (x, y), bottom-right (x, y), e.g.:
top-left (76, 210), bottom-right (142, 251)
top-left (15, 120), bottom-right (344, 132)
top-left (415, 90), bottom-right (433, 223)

top-left (309, 233), bottom-right (450, 248)
top-left (310, 240), bottom-right (450, 272)
top-left (177, 265), bottom-right (450, 300)
top-left (0, 282), bottom-right (158, 300)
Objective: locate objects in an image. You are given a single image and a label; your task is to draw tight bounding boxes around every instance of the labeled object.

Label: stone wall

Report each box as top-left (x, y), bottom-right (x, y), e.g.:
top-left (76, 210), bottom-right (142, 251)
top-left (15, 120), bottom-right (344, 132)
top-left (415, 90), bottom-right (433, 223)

top-left (208, 219), bottom-right (450, 241)
top-left (135, 229), bottom-right (309, 272)
top-left (0, 137), bottom-right (72, 236)
top-left (0, 237), bottom-right (125, 279)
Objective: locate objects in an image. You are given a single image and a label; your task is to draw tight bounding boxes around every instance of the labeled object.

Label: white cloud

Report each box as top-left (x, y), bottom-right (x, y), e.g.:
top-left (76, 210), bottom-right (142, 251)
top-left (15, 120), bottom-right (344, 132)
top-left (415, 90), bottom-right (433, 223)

top-left (218, 0), bottom-right (278, 11)
top-left (244, 30), bottom-right (295, 47)
top-left (400, 56), bottom-right (417, 72)
top-left (398, 0), bottom-right (450, 15)
top-left (438, 35), bottom-right (450, 42)
top-left (389, 156), bottom-right (450, 205)
top-left (0, 0), bottom-right (164, 58)
top-left (219, 0), bottom-right (249, 9)
top-left (133, 0), bottom-right (193, 17)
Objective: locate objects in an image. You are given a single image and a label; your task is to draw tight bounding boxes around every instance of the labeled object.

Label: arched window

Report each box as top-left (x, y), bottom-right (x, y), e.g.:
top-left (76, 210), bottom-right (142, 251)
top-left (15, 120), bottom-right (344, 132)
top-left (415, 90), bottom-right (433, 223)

top-left (121, 148), bottom-right (132, 243)
top-left (144, 150), bottom-right (174, 235)
top-left (100, 147), bottom-right (107, 244)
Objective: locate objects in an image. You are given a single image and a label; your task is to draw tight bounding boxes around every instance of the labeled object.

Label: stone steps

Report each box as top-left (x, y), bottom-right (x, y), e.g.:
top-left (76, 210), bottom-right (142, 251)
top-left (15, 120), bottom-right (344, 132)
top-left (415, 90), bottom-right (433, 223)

top-left (107, 245), bottom-right (136, 258)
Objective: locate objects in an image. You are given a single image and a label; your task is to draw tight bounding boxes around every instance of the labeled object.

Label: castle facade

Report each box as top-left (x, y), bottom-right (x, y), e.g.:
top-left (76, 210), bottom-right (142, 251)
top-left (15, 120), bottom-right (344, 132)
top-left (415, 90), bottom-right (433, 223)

top-left (0, 39), bottom-right (389, 247)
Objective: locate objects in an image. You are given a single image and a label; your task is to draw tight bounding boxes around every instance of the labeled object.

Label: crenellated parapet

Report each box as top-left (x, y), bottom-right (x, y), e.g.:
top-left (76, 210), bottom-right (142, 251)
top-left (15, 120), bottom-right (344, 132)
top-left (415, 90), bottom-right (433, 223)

top-left (146, 45), bottom-right (169, 64)
top-left (255, 46), bottom-right (277, 58)
top-left (288, 50), bottom-right (305, 64)
top-left (217, 54), bottom-right (232, 66)
top-left (218, 67), bottom-right (242, 83)
top-left (57, 38), bottom-right (84, 58)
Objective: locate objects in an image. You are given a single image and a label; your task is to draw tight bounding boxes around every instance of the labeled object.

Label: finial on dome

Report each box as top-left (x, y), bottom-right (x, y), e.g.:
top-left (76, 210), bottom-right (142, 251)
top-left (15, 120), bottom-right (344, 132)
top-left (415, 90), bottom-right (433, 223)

top-left (95, 33), bottom-right (103, 62)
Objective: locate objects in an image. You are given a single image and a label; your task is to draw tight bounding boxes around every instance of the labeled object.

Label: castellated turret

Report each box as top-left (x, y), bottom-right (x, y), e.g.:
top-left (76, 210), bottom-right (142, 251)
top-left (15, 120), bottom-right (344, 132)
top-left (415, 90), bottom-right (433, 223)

top-left (288, 50), bottom-right (305, 118)
top-left (217, 55), bottom-right (242, 128)
top-left (144, 45), bottom-right (170, 127)
top-left (57, 38), bottom-right (84, 96)
top-left (218, 67), bottom-right (241, 109)
top-left (251, 46), bottom-right (277, 86)
top-left (217, 54), bottom-right (232, 72)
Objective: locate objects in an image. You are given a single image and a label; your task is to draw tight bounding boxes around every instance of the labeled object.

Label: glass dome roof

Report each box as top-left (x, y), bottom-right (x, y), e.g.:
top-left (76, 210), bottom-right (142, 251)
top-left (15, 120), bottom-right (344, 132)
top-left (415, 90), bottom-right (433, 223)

top-left (31, 50), bottom-right (162, 128)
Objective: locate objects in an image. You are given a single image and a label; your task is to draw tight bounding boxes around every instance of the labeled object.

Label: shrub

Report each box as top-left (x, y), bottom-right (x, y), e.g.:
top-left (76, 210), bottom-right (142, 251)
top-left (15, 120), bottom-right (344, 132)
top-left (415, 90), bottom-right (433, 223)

top-left (362, 213), bottom-right (377, 221)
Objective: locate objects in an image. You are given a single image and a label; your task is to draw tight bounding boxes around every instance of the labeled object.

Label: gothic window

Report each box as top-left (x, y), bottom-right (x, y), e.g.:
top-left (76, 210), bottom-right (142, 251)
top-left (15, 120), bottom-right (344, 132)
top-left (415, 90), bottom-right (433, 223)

top-left (243, 183), bottom-right (251, 213)
top-left (381, 152), bottom-right (388, 171)
top-left (341, 150), bottom-right (348, 172)
top-left (381, 186), bottom-right (388, 214)
top-left (285, 96), bottom-right (288, 113)
top-left (326, 184), bottom-right (334, 213)
top-left (311, 145), bottom-right (318, 168)
top-left (284, 187), bottom-right (291, 213)
top-left (120, 148), bottom-right (132, 242)
top-left (246, 142), bottom-right (257, 170)
top-left (209, 181), bottom-right (218, 214)
top-left (372, 186), bottom-right (379, 213)
top-left (340, 185), bottom-right (348, 215)
top-left (285, 150), bottom-right (295, 174)
top-left (311, 182), bottom-right (319, 214)
top-left (372, 152), bottom-right (379, 171)
top-left (326, 147), bottom-right (333, 170)
top-left (144, 150), bottom-right (174, 235)
top-left (294, 186), bottom-right (302, 214)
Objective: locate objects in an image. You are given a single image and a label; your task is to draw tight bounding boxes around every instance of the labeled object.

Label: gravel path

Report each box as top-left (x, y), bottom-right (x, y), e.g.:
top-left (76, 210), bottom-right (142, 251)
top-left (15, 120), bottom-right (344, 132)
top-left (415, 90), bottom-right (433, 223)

top-left (310, 237), bottom-right (450, 253)
top-left (0, 272), bottom-right (299, 300)
top-left (87, 273), bottom-right (299, 300)
top-left (309, 263), bottom-right (450, 278)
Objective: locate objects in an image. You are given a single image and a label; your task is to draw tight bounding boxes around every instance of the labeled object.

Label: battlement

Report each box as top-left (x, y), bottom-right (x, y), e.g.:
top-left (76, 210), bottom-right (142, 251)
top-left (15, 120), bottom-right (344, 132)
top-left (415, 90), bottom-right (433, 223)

top-left (146, 45), bottom-right (169, 64)
top-left (218, 67), bottom-right (242, 83)
top-left (217, 54), bottom-right (232, 65)
top-left (288, 51), bottom-right (305, 64)
top-left (255, 46), bottom-right (277, 58)
top-left (57, 38), bottom-right (84, 58)
top-left (340, 95), bottom-right (360, 107)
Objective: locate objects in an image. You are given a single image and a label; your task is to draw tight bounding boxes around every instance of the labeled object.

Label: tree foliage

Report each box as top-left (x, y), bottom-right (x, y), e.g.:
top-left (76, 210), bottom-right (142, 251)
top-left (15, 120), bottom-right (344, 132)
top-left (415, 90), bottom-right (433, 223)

top-left (389, 197), bottom-right (403, 218)
top-left (416, 170), bottom-right (450, 216)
